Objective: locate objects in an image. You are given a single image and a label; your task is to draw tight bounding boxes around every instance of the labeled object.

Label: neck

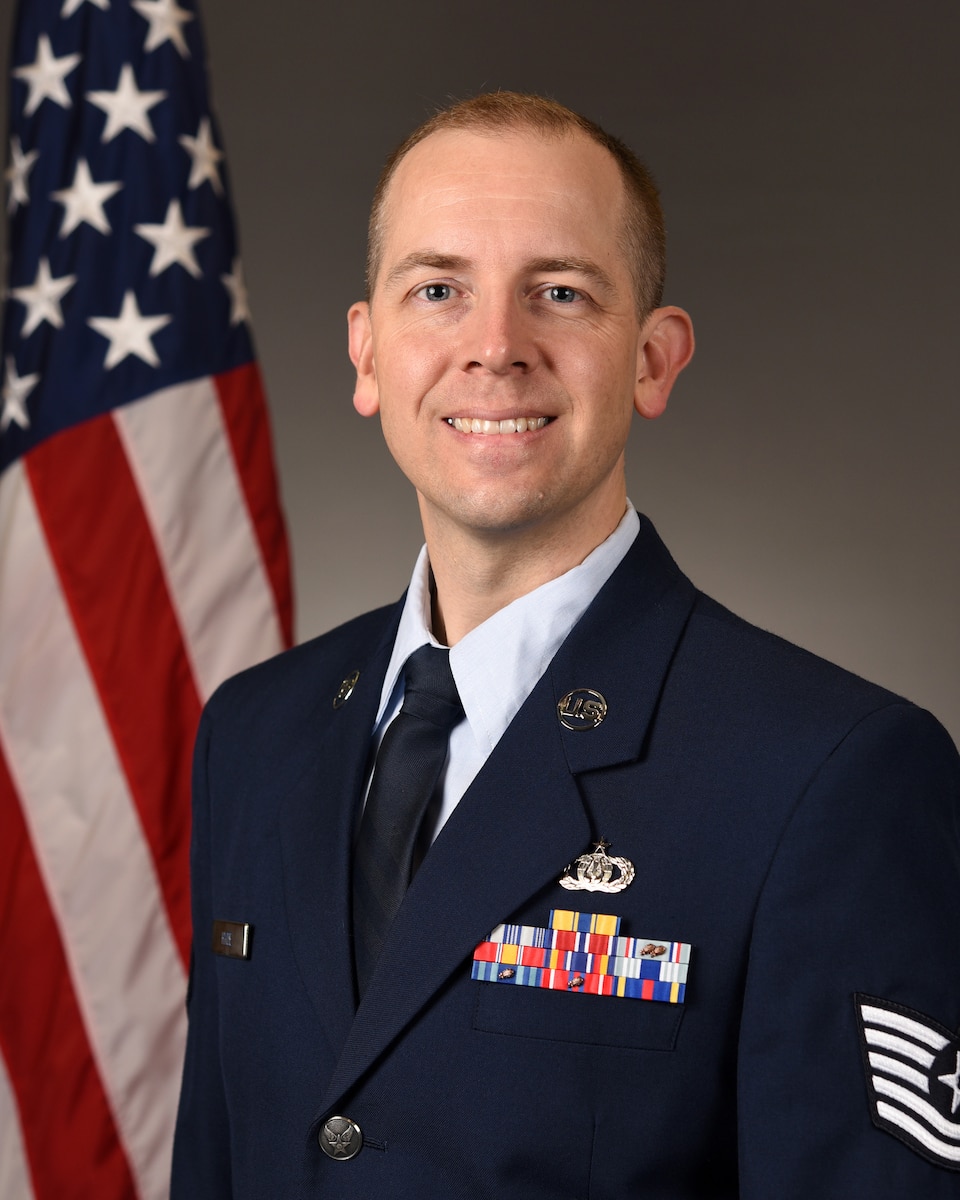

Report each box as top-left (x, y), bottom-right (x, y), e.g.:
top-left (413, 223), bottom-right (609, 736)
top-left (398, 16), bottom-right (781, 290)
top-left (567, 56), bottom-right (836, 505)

top-left (422, 494), bottom-right (627, 646)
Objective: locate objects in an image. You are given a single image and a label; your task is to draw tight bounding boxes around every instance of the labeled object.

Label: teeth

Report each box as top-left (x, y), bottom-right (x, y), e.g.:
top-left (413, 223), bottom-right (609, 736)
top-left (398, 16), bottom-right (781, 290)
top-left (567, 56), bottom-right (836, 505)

top-left (449, 416), bottom-right (549, 434)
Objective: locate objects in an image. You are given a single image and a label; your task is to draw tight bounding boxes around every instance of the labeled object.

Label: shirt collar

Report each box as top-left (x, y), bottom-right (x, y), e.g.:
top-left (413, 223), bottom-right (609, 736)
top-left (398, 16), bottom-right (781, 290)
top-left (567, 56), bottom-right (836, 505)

top-left (375, 504), bottom-right (640, 751)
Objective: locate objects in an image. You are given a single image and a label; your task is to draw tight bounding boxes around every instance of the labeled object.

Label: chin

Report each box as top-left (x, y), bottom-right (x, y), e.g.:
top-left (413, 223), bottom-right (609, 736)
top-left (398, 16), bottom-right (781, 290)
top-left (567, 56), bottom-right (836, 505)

top-left (441, 489), bottom-right (560, 537)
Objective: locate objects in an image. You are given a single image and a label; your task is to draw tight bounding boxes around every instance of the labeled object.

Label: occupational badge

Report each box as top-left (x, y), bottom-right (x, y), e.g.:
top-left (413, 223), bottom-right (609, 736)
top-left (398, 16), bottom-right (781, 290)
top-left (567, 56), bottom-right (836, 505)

top-left (559, 839), bottom-right (635, 893)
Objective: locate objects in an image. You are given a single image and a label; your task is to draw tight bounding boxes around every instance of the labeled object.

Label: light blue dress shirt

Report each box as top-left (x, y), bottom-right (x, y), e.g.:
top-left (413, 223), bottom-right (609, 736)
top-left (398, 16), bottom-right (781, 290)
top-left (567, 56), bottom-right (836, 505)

top-left (368, 504), bottom-right (640, 843)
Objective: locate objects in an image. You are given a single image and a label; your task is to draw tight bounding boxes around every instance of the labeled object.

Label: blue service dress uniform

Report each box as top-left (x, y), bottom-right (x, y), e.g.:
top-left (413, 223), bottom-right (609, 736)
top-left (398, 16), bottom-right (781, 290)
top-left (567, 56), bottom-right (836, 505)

top-left (172, 516), bottom-right (960, 1198)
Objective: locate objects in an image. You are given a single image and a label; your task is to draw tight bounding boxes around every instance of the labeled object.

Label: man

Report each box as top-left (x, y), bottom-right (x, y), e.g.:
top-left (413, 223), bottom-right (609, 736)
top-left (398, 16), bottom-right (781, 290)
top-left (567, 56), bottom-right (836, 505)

top-left (172, 94), bottom-right (960, 1197)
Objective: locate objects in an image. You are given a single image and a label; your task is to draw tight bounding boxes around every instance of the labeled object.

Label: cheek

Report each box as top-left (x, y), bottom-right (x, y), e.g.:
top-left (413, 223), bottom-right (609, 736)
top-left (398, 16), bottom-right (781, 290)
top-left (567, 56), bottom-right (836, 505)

top-left (563, 350), bottom-right (639, 427)
top-left (375, 327), bottom-right (451, 385)
top-left (375, 397), bottom-right (438, 483)
top-left (558, 327), bottom-right (638, 390)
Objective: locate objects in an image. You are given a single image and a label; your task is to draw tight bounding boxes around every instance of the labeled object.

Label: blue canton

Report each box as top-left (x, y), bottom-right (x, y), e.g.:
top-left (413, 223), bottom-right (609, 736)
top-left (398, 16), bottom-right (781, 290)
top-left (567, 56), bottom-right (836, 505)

top-left (1, 0), bottom-right (254, 475)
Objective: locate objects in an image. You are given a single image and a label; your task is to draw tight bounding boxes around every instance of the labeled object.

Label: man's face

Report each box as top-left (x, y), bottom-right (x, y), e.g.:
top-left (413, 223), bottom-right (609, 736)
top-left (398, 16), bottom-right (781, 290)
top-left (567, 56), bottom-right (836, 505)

top-left (349, 127), bottom-right (674, 549)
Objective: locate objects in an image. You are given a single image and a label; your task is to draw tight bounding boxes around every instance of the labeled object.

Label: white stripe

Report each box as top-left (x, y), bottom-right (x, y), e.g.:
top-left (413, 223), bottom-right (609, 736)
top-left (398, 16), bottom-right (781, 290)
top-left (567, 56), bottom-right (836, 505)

top-left (613, 955), bottom-right (642, 979)
top-left (0, 463), bottom-right (186, 1200)
top-left (869, 1051), bottom-right (930, 1093)
top-left (0, 1051), bottom-right (35, 1200)
top-left (873, 1076), bottom-right (960, 1140)
top-left (864, 1028), bottom-right (936, 1068)
top-left (876, 1102), bottom-right (960, 1164)
top-left (114, 379), bottom-right (284, 703)
top-left (861, 1002), bottom-right (950, 1051)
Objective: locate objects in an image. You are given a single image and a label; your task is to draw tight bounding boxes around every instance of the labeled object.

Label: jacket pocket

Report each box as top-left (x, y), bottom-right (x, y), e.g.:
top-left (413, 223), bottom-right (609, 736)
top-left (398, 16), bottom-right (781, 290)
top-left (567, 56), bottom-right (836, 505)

top-left (472, 980), bottom-right (683, 1050)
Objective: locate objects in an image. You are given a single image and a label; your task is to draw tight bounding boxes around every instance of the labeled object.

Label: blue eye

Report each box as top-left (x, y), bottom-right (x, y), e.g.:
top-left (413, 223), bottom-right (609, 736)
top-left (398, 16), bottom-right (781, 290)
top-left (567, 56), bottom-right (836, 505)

top-left (419, 283), bottom-right (452, 301)
top-left (547, 285), bottom-right (579, 303)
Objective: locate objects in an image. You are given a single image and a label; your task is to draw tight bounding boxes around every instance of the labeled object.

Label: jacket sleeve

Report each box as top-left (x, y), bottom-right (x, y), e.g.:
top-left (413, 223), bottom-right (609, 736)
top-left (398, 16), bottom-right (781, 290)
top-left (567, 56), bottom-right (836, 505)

top-left (737, 701), bottom-right (960, 1198)
top-left (170, 705), bottom-right (233, 1197)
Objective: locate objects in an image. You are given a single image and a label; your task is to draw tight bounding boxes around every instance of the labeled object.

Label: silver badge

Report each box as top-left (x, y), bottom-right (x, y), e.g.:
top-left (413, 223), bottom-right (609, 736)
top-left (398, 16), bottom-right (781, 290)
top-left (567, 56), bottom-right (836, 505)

top-left (559, 840), bottom-right (635, 893)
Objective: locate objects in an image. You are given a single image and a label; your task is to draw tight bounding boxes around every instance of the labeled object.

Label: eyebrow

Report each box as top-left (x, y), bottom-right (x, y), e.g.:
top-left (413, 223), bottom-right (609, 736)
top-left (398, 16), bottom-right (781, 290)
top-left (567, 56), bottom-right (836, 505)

top-left (382, 252), bottom-right (471, 290)
top-left (382, 251), bottom-right (617, 295)
top-left (524, 257), bottom-right (616, 294)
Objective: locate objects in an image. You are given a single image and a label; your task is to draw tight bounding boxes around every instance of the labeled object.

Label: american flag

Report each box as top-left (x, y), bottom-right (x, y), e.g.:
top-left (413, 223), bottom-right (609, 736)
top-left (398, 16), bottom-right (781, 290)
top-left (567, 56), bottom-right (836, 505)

top-left (0, 2), bottom-right (293, 1197)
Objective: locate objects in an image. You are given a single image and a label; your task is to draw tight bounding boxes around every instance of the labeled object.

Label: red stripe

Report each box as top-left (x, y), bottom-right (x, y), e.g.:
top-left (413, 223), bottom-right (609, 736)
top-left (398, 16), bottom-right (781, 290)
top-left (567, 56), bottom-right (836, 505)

top-left (0, 749), bottom-right (138, 1199)
top-left (27, 417), bottom-right (199, 967)
top-left (214, 362), bottom-right (294, 647)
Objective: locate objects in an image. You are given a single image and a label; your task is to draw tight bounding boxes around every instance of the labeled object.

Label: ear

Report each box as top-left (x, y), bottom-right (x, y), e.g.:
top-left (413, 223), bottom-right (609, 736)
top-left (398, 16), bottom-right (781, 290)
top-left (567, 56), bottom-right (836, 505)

top-left (348, 301), bottom-right (379, 416)
top-left (633, 306), bottom-right (695, 420)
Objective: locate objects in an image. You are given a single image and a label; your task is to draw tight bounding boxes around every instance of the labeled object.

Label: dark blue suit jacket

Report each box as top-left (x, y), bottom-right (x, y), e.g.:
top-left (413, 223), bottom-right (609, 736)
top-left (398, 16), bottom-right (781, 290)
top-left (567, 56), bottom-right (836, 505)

top-left (172, 517), bottom-right (960, 1197)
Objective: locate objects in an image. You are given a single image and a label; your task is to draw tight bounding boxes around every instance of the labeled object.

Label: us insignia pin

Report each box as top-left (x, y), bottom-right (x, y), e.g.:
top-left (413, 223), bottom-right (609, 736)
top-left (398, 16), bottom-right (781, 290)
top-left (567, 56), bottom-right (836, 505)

top-left (559, 839), bottom-right (635, 893)
top-left (557, 688), bottom-right (607, 731)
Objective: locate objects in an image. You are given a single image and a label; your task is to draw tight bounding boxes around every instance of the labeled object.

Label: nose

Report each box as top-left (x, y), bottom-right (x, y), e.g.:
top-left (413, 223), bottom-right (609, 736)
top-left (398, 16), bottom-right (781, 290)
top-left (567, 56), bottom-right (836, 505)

top-left (461, 294), bottom-right (540, 374)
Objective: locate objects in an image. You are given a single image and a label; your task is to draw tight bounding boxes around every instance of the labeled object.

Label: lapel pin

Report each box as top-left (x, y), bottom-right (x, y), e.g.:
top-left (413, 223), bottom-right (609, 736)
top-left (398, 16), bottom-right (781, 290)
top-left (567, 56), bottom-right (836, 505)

top-left (559, 839), bottom-right (635, 893)
top-left (557, 688), bottom-right (607, 730)
top-left (332, 669), bottom-right (360, 709)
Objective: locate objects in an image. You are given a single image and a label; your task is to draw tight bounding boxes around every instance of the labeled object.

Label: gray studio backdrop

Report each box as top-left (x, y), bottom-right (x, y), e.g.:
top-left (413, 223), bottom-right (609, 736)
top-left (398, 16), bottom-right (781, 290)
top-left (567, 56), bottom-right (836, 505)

top-left (2, 0), bottom-right (957, 742)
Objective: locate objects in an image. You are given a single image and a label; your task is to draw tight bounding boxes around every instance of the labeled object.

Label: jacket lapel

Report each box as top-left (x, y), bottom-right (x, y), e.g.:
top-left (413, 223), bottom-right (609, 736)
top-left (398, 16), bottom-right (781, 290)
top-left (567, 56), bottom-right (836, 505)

top-left (277, 607), bottom-right (399, 1053)
top-left (550, 519), bottom-right (697, 778)
top-left (315, 667), bottom-right (590, 1118)
top-left (315, 517), bottom-right (698, 1119)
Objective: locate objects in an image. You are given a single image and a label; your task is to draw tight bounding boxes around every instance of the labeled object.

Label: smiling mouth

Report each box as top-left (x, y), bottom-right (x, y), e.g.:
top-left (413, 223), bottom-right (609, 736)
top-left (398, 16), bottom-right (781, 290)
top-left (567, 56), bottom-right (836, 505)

top-left (445, 416), bottom-right (551, 434)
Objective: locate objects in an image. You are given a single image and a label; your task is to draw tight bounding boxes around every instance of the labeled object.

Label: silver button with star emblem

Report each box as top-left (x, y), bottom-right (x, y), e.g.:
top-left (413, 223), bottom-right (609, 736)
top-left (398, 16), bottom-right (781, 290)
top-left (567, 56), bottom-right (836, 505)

top-left (319, 1115), bottom-right (363, 1161)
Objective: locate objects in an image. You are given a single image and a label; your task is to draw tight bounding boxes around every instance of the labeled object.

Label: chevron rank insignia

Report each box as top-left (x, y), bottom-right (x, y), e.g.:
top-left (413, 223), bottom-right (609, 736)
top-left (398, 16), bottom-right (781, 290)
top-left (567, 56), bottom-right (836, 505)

top-left (472, 910), bottom-right (690, 1002)
top-left (855, 993), bottom-right (960, 1170)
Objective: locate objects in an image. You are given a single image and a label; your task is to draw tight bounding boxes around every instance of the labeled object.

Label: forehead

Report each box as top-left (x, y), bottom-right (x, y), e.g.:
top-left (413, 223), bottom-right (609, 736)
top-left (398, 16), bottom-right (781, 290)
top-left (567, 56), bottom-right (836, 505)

top-left (378, 127), bottom-right (627, 272)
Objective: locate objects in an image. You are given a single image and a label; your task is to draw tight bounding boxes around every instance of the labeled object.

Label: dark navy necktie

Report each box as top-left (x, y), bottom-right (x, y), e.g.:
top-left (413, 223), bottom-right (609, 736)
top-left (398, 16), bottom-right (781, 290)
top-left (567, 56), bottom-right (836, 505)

top-left (352, 644), bottom-right (464, 996)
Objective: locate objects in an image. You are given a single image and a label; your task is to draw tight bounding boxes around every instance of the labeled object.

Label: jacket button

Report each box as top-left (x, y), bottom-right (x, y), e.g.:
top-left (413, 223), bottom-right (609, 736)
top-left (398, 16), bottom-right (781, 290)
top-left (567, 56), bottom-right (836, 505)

top-left (319, 1115), bottom-right (363, 1160)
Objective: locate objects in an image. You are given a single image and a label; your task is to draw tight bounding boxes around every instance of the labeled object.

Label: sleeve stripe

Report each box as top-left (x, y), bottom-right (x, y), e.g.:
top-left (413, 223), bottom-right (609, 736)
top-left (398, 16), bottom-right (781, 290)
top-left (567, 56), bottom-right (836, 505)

top-left (868, 1052), bottom-right (930, 1094)
top-left (873, 1076), bottom-right (960, 1141)
top-left (861, 1003), bottom-right (951, 1051)
top-left (863, 1028), bottom-right (936, 1068)
top-left (876, 1102), bottom-right (960, 1164)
